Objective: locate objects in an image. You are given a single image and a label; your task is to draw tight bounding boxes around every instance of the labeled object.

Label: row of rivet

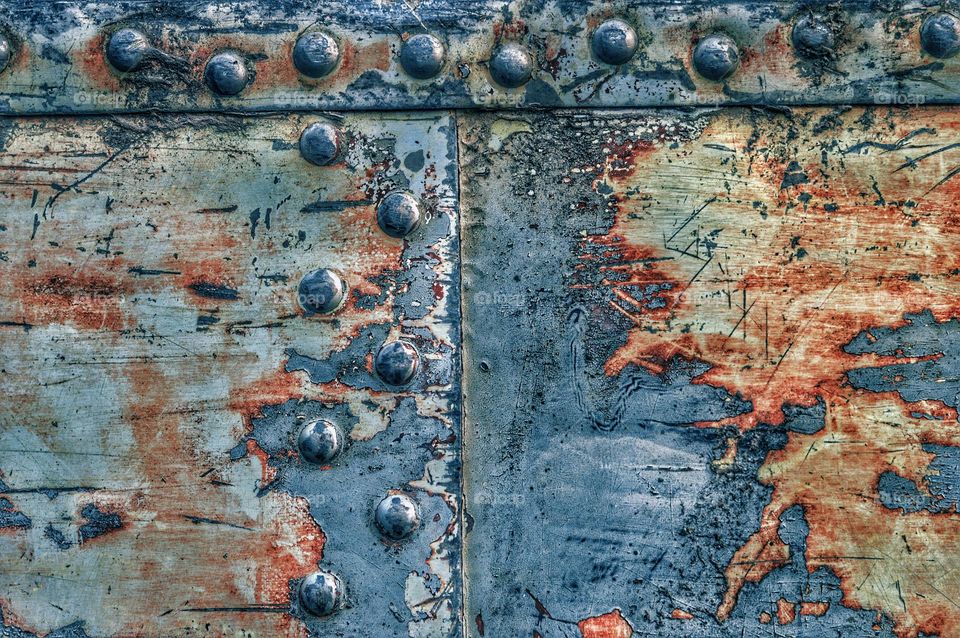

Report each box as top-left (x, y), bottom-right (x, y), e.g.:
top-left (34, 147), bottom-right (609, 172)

top-left (33, 11), bottom-right (943, 95)
top-left (293, 122), bottom-right (424, 619)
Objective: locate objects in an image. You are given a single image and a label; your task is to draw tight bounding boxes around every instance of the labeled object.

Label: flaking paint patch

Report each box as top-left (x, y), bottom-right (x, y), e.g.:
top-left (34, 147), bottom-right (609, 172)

top-left (586, 108), bottom-right (960, 637)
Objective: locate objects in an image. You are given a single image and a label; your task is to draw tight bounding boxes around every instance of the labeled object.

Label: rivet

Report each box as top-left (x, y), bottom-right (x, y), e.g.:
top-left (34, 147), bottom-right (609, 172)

top-left (374, 340), bottom-right (420, 386)
top-left (374, 493), bottom-right (420, 540)
top-left (400, 33), bottom-right (445, 79)
top-left (489, 42), bottom-right (534, 88)
top-left (591, 19), bottom-right (639, 65)
top-left (792, 15), bottom-right (836, 58)
top-left (297, 419), bottom-right (343, 465)
top-left (298, 269), bottom-right (346, 315)
top-left (205, 51), bottom-right (249, 95)
top-left (692, 33), bottom-right (740, 82)
top-left (0, 35), bottom-right (10, 74)
top-left (300, 122), bottom-right (342, 166)
top-left (376, 191), bottom-right (422, 238)
top-left (106, 28), bottom-right (150, 72)
top-left (298, 570), bottom-right (344, 617)
top-left (921, 12), bottom-right (960, 59)
top-left (293, 31), bottom-right (340, 78)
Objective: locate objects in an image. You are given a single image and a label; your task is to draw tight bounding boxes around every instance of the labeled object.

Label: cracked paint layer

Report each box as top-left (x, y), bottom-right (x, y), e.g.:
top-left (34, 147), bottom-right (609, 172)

top-left (0, 112), bottom-right (459, 637)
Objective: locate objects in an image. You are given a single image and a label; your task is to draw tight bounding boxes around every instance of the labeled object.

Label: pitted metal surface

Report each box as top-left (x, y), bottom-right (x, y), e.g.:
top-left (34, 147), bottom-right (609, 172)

top-left (0, 1), bottom-right (958, 113)
top-left (0, 112), bottom-right (460, 636)
top-left (460, 108), bottom-right (960, 637)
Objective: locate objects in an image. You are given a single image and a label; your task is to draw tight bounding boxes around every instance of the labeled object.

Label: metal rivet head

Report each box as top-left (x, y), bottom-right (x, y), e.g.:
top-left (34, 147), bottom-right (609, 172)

top-left (297, 419), bottom-right (343, 465)
top-left (293, 31), bottom-right (340, 78)
top-left (298, 269), bottom-right (346, 315)
top-left (375, 340), bottom-right (420, 386)
top-left (374, 493), bottom-right (420, 540)
top-left (921, 12), bottom-right (960, 59)
top-left (298, 571), bottom-right (344, 617)
top-left (299, 122), bottom-right (342, 166)
top-left (489, 43), bottom-right (534, 88)
top-left (792, 15), bottom-right (836, 58)
top-left (205, 52), bottom-right (249, 95)
top-left (400, 33), bottom-right (445, 79)
top-left (377, 191), bottom-right (422, 238)
top-left (591, 19), bottom-right (639, 65)
top-left (692, 33), bottom-right (740, 82)
top-left (106, 28), bottom-right (150, 72)
top-left (0, 35), bottom-right (10, 74)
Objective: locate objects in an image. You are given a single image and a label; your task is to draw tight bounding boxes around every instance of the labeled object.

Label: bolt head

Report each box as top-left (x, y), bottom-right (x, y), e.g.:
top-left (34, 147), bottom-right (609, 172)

top-left (106, 28), bottom-right (150, 72)
top-left (205, 52), bottom-right (249, 95)
top-left (374, 493), bottom-right (420, 540)
top-left (591, 19), bottom-right (639, 65)
top-left (792, 15), bottom-right (836, 58)
top-left (692, 33), bottom-right (740, 82)
top-left (298, 571), bottom-right (344, 617)
top-left (377, 191), bottom-right (422, 238)
top-left (374, 340), bottom-right (420, 386)
top-left (297, 419), bottom-right (344, 465)
top-left (921, 12), bottom-right (960, 59)
top-left (300, 122), bottom-right (342, 166)
top-left (489, 43), bottom-right (534, 88)
top-left (400, 33), bottom-right (445, 79)
top-left (0, 36), bottom-right (10, 74)
top-left (293, 31), bottom-right (340, 78)
top-left (298, 269), bottom-right (346, 315)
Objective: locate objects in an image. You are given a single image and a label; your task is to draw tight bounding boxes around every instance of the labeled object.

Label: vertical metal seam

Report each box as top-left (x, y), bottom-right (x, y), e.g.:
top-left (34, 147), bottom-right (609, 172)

top-left (451, 109), bottom-right (467, 638)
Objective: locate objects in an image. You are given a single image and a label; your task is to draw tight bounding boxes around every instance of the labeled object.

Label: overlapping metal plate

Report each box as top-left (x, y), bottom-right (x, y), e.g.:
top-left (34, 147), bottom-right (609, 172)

top-left (0, 1), bottom-right (959, 113)
top-left (460, 107), bottom-right (960, 638)
top-left (0, 112), bottom-right (461, 636)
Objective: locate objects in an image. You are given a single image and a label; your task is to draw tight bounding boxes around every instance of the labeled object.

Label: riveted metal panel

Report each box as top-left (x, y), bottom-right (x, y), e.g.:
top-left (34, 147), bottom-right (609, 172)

top-left (461, 107), bottom-right (960, 637)
top-left (0, 112), bottom-right (461, 637)
top-left (2, 1), bottom-right (960, 113)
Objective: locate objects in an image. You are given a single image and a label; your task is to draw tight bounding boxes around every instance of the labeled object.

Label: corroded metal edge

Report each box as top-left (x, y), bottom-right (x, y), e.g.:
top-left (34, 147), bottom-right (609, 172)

top-left (0, 0), bottom-right (958, 113)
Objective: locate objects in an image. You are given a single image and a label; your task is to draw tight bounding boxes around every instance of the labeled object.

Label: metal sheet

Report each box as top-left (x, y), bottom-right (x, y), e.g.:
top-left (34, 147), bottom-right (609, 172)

top-left (0, 111), bottom-right (461, 637)
top-left (461, 107), bottom-right (960, 637)
top-left (0, 1), bottom-right (958, 113)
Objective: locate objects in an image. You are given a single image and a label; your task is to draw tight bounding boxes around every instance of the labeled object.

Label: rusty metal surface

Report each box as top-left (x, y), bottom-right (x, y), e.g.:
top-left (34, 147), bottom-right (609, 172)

top-left (461, 107), bottom-right (960, 638)
top-left (0, 1), bottom-right (958, 113)
top-left (0, 112), bottom-right (461, 636)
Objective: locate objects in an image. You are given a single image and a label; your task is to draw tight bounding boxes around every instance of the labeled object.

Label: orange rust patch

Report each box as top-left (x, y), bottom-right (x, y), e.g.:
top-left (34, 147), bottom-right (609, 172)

top-left (776, 598), bottom-right (796, 625)
top-left (14, 262), bottom-right (134, 331)
top-left (670, 608), bottom-right (694, 620)
top-left (73, 34), bottom-right (121, 91)
top-left (577, 609), bottom-right (634, 638)
top-left (799, 601), bottom-right (830, 616)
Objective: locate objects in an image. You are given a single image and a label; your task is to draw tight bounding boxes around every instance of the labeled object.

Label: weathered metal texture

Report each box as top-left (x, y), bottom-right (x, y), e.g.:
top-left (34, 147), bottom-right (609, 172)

top-left (461, 107), bottom-right (960, 637)
top-left (0, 111), bottom-right (461, 637)
top-left (2, 1), bottom-right (960, 113)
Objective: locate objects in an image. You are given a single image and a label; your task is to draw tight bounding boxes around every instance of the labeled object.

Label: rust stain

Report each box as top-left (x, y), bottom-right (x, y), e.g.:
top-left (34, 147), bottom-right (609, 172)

top-left (73, 33), bottom-right (121, 91)
top-left (669, 608), bottom-right (694, 620)
top-left (775, 598), bottom-right (796, 625)
top-left (577, 609), bottom-right (634, 638)
top-left (586, 109), bottom-right (960, 637)
top-left (799, 601), bottom-right (830, 616)
top-left (14, 261), bottom-right (134, 331)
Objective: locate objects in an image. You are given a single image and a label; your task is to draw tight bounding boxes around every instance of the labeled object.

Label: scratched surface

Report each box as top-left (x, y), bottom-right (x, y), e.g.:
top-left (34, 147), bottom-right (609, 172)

top-left (0, 112), bottom-right (461, 636)
top-left (461, 108), bottom-right (960, 638)
top-left (1, 1), bottom-right (959, 113)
